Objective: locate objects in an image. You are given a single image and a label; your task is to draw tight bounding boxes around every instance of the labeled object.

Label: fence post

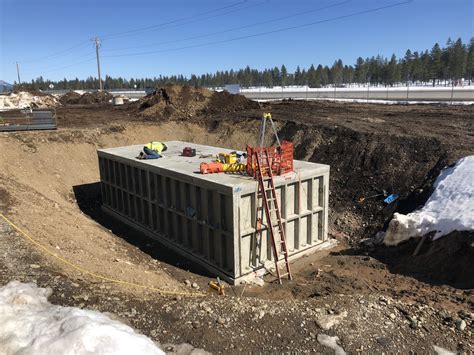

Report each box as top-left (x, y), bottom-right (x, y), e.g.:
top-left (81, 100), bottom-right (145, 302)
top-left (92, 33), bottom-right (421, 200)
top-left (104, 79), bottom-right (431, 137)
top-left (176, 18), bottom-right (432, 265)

top-left (450, 80), bottom-right (455, 104)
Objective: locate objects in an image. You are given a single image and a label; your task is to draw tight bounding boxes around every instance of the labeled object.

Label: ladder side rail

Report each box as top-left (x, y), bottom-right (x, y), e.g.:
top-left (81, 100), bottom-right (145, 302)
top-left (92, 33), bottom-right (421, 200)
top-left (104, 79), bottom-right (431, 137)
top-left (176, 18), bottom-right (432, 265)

top-left (255, 152), bottom-right (283, 281)
top-left (264, 150), bottom-right (293, 281)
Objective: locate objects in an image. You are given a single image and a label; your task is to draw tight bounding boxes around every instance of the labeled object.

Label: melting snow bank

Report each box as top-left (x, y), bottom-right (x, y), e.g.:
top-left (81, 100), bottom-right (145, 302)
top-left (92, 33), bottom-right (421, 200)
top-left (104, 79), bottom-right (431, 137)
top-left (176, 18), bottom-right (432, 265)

top-left (0, 281), bottom-right (165, 355)
top-left (384, 156), bottom-right (474, 246)
top-left (0, 91), bottom-right (58, 111)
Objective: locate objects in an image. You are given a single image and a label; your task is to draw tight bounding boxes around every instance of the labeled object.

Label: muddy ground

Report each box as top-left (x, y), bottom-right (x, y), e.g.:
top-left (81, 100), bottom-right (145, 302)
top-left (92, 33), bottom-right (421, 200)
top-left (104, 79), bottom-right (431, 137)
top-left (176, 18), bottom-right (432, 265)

top-left (0, 98), bottom-right (473, 353)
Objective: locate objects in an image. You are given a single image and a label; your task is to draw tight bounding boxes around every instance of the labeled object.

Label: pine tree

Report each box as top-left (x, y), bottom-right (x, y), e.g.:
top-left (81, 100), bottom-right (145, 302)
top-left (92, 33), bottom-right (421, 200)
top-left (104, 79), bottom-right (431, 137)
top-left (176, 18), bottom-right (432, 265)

top-left (430, 43), bottom-right (442, 85)
top-left (331, 59), bottom-right (343, 86)
top-left (386, 54), bottom-right (400, 86)
top-left (467, 38), bottom-right (474, 84)
top-left (281, 65), bottom-right (288, 87)
top-left (307, 65), bottom-right (317, 88)
top-left (263, 70), bottom-right (273, 87)
top-left (402, 49), bottom-right (413, 81)
top-left (294, 66), bottom-right (302, 85)
top-left (449, 38), bottom-right (467, 82)
top-left (354, 57), bottom-right (367, 83)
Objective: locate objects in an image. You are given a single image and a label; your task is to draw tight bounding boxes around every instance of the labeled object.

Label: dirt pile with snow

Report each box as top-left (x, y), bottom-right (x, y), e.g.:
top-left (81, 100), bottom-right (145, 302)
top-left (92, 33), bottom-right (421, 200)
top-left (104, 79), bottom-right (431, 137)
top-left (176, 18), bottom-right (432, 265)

top-left (0, 281), bottom-right (164, 354)
top-left (60, 91), bottom-right (113, 105)
top-left (130, 84), bottom-right (259, 120)
top-left (0, 91), bottom-right (58, 110)
top-left (373, 231), bottom-right (474, 289)
top-left (384, 156), bottom-right (474, 246)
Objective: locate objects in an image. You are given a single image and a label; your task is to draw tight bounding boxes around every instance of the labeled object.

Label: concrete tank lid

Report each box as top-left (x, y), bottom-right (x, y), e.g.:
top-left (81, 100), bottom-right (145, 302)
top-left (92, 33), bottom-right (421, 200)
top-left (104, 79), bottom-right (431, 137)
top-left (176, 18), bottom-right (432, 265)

top-left (98, 140), bottom-right (329, 190)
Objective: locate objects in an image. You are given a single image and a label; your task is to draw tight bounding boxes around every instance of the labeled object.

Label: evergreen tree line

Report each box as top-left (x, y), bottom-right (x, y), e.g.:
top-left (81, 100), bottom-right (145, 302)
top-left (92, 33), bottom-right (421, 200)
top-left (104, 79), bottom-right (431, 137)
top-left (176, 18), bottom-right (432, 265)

top-left (21, 37), bottom-right (473, 91)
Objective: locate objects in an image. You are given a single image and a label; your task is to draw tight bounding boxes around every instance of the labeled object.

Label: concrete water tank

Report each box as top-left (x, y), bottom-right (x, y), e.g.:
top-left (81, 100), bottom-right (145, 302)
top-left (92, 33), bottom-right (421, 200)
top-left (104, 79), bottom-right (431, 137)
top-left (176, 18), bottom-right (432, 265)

top-left (97, 141), bottom-right (330, 284)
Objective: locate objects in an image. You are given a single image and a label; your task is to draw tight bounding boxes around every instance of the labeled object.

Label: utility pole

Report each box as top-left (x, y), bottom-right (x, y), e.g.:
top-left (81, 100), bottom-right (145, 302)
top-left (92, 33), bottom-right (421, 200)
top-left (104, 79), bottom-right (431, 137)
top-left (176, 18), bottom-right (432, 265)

top-left (16, 62), bottom-right (21, 85)
top-left (93, 37), bottom-right (103, 91)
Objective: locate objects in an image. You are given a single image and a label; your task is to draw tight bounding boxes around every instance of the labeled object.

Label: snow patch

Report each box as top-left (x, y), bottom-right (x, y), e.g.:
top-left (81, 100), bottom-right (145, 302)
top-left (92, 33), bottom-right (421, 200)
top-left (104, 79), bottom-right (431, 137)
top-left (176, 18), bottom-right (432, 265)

top-left (0, 281), bottom-right (164, 355)
top-left (317, 334), bottom-right (346, 355)
top-left (384, 156), bottom-right (474, 246)
top-left (0, 91), bottom-right (58, 111)
top-left (433, 345), bottom-right (456, 355)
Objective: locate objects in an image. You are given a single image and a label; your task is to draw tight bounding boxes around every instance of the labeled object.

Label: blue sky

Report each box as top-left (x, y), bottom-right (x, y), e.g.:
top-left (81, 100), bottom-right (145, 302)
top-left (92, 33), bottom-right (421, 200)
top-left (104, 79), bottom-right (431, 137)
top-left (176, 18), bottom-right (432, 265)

top-left (1, 0), bottom-right (472, 83)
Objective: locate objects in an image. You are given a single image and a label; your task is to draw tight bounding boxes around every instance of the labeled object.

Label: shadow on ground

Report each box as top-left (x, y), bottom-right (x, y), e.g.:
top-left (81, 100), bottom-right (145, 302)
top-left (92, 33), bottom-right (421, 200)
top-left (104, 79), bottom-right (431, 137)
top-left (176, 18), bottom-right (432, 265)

top-left (73, 182), bottom-right (214, 279)
top-left (336, 231), bottom-right (474, 290)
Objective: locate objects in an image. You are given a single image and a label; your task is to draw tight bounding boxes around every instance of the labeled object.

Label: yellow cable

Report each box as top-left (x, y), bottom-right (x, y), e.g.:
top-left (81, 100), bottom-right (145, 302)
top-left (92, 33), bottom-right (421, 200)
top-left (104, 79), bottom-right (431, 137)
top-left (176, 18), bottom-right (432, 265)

top-left (0, 213), bottom-right (205, 298)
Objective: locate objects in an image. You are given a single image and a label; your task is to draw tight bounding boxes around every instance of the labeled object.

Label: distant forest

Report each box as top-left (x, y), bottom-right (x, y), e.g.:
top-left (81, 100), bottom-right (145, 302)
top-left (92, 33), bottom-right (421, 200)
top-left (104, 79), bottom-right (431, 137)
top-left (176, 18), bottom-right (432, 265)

top-left (20, 37), bottom-right (473, 90)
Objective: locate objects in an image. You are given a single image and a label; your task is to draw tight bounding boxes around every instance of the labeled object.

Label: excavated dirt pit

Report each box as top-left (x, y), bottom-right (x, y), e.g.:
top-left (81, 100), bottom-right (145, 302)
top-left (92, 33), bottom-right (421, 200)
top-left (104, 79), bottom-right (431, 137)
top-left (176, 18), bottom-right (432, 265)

top-left (0, 95), bottom-right (473, 353)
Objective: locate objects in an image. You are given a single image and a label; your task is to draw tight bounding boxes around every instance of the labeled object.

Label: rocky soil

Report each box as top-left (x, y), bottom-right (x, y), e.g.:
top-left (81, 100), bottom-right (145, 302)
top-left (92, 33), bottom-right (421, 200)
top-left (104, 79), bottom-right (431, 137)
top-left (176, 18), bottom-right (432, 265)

top-left (0, 96), bottom-right (473, 353)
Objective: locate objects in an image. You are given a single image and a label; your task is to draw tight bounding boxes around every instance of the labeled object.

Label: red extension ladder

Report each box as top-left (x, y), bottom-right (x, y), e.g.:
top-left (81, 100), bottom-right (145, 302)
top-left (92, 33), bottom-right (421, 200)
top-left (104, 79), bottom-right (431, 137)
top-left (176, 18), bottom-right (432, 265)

top-left (254, 149), bottom-right (292, 284)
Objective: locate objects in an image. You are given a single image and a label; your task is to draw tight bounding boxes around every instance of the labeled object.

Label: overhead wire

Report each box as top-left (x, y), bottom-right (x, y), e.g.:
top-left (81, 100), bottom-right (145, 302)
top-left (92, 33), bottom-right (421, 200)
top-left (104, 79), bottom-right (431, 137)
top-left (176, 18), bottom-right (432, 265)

top-left (102, 0), bottom-right (413, 59)
top-left (19, 40), bottom-right (90, 64)
top-left (100, 0), bottom-right (251, 40)
top-left (32, 57), bottom-right (97, 75)
top-left (21, 52), bottom-right (96, 73)
top-left (17, 1), bottom-right (260, 76)
top-left (103, 0), bottom-right (351, 53)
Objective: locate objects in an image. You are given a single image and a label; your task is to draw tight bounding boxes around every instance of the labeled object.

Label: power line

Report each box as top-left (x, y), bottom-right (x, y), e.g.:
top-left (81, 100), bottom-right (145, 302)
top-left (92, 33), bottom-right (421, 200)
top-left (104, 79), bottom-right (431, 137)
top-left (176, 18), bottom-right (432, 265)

top-left (34, 57), bottom-right (96, 75)
top-left (19, 40), bottom-right (90, 64)
top-left (103, 0), bottom-right (350, 53)
top-left (21, 52), bottom-right (95, 73)
top-left (14, 2), bottom-right (258, 79)
top-left (103, 0), bottom-right (413, 59)
top-left (100, 0), bottom-right (250, 40)
top-left (21, 1), bottom-right (242, 65)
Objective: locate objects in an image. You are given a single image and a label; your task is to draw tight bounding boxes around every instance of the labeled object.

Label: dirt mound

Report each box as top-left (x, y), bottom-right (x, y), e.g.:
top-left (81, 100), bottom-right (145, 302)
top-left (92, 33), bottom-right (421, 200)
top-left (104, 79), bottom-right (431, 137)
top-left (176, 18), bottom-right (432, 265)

top-left (59, 91), bottom-right (113, 105)
top-left (59, 91), bottom-right (82, 105)
top-left (370, 231), bottom-right (474, 289)
top-left (77, 91), bottom-right (113, 105)
top-left (131, 84), bottom-right (259, 120)
top-left (204, 90), bottom-right (260, 114)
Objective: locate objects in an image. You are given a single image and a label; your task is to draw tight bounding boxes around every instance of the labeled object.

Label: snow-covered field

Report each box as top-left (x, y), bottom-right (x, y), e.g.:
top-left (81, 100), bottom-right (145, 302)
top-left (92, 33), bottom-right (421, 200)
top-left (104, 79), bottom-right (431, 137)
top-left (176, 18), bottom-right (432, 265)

top-left (0, 281), bottom-right (164, 355)
top-left (240, 85), bottom-right (474, 93)
top-left (384, 156), bottom-right (474, 246)
top-left (253, 97), bottom-right (474, 105)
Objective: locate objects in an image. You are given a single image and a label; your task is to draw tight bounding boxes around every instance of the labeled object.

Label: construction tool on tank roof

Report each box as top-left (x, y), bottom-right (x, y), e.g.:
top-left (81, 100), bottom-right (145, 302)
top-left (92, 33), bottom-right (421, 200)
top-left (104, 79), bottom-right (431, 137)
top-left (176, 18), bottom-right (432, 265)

top-left (199, 153), bottom-right (215, 159)
top-left (200, 161), bottom-right (246, 174)
top-left (182, 147), bottom-right (196, 157)
top-left (217, 152), bottom-right (238, 164)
